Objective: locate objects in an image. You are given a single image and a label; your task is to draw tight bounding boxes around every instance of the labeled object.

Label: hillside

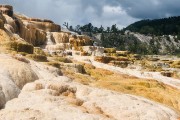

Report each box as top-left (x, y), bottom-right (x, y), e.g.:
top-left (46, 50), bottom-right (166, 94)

top-left (124, 16), bottom-right (180, 35)
top-left (92, 32), bottom-right (180, 55)
top-left (72, 19), bottom-right (180, 55)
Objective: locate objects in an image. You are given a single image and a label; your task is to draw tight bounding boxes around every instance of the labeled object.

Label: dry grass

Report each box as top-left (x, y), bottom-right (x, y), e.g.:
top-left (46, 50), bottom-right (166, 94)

top-left (140, 60), bottom-right (163, 72)
top-left (104, 48), bottom-right (116, 53)
top-left (45, 62), bottom-right (60, 68)
top-left (173, 71), bottom-right (180, 79)
top-left (171, 61), bottom-right (180, 68)
top-left (34, 47), bottom-right (46, 56)
top-left (51, 56), bottom-right (72, 63)
top-left (63, 63), bottom-right (180, 113)
top-left (3, 41), bottom-right (34, 54)
top-left (12, 55), bottom-right (30, 63)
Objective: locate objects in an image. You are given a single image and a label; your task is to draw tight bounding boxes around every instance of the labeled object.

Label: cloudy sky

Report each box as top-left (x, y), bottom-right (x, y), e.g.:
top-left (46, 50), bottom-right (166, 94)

top-left (1, 0), bottom-right (180, 29)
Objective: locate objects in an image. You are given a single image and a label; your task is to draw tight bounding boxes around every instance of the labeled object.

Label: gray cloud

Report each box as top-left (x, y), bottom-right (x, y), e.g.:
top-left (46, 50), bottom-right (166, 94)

top-left (1, 0), bottom-right (180, 29)
top-left (120, 0), bottom-right (180, 19)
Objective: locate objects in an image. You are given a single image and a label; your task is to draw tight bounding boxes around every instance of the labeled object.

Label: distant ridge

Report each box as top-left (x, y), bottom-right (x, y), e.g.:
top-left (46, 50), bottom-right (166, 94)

top-left (124, 16), bottom-right (180, 35)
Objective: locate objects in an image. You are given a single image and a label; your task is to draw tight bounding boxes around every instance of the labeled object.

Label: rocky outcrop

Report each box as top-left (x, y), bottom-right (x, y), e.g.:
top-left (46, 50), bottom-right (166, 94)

top-left (45, 32), bottom-right (73, 54)
top-left (0, 5), bottom-right (98, 54)
top-left (29, 19), bottom-right (60, 32)
top-left (3, 14), bottom-right (17, 33)
top-left (0, 55), bottom-right (38, 108)
top-left (13, 18), bottom-right (47, 46)
top-left (62, 63), bottom-right (84, 73)
top-left (52, 32), bottom-right (70, 43)
top-left (0, 5), bottom-right (13, 17)
top-left (0, 29), bottom-right (11, 42)
top-left (161, 71), bottom-right (174, 77)
top-left (128, 32), bottom-right (180, 54)
top-left (70, 35), bottom-right (93, 47)
top-left (46, 43), bottom-right (71, 51)
top-left (0, 53), bottom-right (62, 108)
top-left (83, 46), bottom-right (104, 56)
top-left (0, 76), bottom-right (179, 120)
top-left (0, 12), bottom-right (5, 29)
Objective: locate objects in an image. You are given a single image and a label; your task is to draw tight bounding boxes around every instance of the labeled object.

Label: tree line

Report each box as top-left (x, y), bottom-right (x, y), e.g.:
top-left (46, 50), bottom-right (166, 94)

top-left (124, 16), bottom-right (180, 36)
top-left (63, 22), bottom-right (122, 35)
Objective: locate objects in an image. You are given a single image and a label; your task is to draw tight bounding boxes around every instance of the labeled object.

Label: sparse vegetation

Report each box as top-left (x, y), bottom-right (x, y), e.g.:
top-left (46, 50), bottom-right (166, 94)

top-left (171, 60), bottom-right (180, 68)
top-left (34, 47), bottom-right (46, 56)
top-left (4, 41), bottom-right (34, 54)
top-left (52, 56), bottom-right (72, 63)
top-left (45, 62), bottom-right (60, 68)
top-left (18, 52), bottom-right (28, 56)
top-left (62, 63), bottom-right (180, 113)
top-left (161, 71), bottom-right (174, 77)
top-left (94, 56), bottom-right (115, 63)
top-left (12, 55), bottom-right (30, 63)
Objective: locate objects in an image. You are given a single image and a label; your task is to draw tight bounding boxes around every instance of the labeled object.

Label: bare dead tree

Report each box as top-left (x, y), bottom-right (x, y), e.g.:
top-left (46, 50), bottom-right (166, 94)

top-left (63, 22), bottom-right (69, 29)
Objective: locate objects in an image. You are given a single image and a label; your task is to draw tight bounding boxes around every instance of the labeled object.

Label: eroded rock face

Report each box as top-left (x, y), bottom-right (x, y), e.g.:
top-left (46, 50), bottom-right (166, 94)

top-left (0, 53), bottom-right (63, 108)
top-left (0, 85), bottom-right (6, 109)
top-left (52, 32), bottom-right (70, 43)
top-left (0, 76), bottom-right (178, 120)
top-left (29, 20), bottom-right (61, 32)
top-left (44, 32), bottom-right (71, 53)
top-left (62, 63), bottom-right (84, 73)
top-left (0, 54), bottom-right (39, 108)
top-left (0, 5), bottom-right (61, 46)
top-left (14, 18), bottom-right (47, 46)
top-left (0, 29), bottom-right (11, 42)
top-left (0, 12), bottom-right (5, 29)
top-left (16, 14), bottom-right (61, 32)
top-left (0, 5), bottom-right (13, 17)
top-left (83, 46), bottom-right (104, 56)
top-left (3, 14), bottom-right (17, 33)
top-left (70, 35), bottom-right (93, 46)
